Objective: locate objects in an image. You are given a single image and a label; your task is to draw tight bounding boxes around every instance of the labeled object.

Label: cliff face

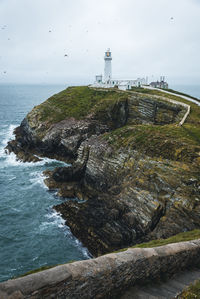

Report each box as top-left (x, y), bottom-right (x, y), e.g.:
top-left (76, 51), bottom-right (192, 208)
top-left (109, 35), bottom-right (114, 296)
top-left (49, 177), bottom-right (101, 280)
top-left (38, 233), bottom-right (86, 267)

top-left (6, 86), bottom-right (200, 256)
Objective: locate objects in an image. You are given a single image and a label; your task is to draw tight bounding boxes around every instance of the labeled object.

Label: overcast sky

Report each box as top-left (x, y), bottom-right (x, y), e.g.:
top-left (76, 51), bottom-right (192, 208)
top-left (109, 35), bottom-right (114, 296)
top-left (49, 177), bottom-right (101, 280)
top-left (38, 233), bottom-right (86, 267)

top-left (0, 0), bottom-right (199, 85)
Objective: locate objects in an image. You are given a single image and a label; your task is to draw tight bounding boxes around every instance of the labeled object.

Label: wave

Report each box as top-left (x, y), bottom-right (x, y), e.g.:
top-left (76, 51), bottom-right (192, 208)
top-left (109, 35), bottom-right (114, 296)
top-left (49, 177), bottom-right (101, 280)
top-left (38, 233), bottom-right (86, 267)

top-left (60, 216), bottom-right (92, 259)
top-left (0, 124), bottom-right (69, 169)
top-left (8, 176), bottom-right (16, 181)
top-left (39, 210), bottom-right (65, 232)
top-left (74, 238), bottom-right (92, 259)
top-left (0, 124), bottom-right (17, 158)
top-left (41, 210), bottom-right (91, 259)
top-left (1, 124), bottom-right (16, 147)
top-left (28, 171), bottom-right (48, 189)
top-left (2, 151), bottom-right (68, 168)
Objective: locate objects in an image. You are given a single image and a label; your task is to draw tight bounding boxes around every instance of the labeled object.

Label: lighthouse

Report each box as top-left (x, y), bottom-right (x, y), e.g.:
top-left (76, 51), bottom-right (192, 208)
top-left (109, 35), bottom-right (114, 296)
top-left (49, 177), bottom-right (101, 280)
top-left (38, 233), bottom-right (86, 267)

top-left (104, 48), bottom-right (112, 82)
top-left (93, 49), bottom-right (147, 90)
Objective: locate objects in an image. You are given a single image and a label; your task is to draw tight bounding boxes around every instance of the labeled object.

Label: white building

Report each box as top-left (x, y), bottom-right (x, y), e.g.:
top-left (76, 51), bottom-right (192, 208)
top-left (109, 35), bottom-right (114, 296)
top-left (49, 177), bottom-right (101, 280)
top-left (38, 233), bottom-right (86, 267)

top-left (104, 48), bottom-right (112, 82)
top-left (92, 49), bottom-right (146, 90)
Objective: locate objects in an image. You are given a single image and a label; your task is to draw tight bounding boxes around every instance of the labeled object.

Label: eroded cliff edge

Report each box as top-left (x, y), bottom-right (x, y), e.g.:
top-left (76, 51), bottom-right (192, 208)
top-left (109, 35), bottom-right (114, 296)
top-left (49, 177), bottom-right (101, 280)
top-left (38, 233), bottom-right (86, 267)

top-left (6, 86), bottom-right (200, 256)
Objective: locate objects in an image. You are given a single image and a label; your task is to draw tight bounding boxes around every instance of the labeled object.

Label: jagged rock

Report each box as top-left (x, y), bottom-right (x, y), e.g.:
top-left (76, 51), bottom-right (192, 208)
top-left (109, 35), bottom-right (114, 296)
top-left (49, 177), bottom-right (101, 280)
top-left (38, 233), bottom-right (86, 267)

top-left (5, 86), bottom-right (200, 256)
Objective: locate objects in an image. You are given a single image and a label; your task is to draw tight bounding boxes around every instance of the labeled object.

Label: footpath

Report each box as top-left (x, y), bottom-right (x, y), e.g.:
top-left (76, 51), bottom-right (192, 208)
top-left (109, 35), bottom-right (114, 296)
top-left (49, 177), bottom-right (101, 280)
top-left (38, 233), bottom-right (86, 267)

top-left (120, 268), bottom-right (200, 299)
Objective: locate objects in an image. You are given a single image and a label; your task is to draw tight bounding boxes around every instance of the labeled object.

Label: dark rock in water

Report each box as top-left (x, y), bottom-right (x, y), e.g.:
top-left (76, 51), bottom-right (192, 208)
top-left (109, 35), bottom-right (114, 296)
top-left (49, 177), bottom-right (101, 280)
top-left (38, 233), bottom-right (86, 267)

top-left (6, 86), bottom-right (200, 256)
top-left (52, 136), bottom-right (200, 256)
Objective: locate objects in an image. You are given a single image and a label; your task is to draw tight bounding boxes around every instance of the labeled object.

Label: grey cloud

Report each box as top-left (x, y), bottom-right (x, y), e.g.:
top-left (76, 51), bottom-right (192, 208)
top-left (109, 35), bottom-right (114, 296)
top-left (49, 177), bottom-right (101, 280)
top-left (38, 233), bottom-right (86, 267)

top-left (0, 0), bottom-right (199, 85)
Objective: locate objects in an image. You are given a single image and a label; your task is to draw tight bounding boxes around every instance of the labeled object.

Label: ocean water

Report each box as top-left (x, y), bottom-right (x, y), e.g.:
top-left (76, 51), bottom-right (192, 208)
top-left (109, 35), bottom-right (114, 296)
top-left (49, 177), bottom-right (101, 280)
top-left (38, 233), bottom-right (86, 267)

top-left (0, 84), bottom-right (90, 282)
top-left (0, 83), bottom-right (199, 283)
top-left (170, 84), bottom-right (200, 99)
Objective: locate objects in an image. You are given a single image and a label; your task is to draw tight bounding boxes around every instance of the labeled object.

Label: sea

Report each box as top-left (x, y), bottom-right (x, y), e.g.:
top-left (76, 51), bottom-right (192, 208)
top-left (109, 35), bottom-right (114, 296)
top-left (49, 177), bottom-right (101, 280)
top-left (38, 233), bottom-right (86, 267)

top-left (170, 84), bottom-right (200, 99)
top-left (0, 84), bottom-right (91, 283)
top-left (0, 84), bottom-right (199, 283)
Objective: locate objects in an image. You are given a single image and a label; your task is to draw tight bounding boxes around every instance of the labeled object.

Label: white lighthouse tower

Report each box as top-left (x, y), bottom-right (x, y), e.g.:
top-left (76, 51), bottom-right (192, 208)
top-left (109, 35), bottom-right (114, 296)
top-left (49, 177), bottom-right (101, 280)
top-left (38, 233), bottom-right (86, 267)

top-left (104, 48), bottom-right (112, 83)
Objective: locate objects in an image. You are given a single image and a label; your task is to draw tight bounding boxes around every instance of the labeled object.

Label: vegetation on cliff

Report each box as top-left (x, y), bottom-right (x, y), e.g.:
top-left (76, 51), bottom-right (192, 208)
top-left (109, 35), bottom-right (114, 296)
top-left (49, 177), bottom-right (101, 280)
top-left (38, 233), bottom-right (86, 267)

top-left (103, 123), bottom-right (200, 163)
top-left (27, 86), bottom-right (128, 137)
top-left (114, 229), bottom-right (200, 252)
top-left (102, 87), bottom-right (200, 163)
top-left (6, 85), bottom-right (200, 256)
top-left (131, 86), bottom-right (200, 103)
top-left (177, 279), bottom-right (200, 299)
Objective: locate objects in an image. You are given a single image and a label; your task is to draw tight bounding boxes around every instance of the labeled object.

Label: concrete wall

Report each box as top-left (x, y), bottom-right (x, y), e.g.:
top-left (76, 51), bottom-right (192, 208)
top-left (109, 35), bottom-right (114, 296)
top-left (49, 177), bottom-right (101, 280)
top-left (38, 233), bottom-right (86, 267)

top-left (0, 239), bottom-right (200, 299)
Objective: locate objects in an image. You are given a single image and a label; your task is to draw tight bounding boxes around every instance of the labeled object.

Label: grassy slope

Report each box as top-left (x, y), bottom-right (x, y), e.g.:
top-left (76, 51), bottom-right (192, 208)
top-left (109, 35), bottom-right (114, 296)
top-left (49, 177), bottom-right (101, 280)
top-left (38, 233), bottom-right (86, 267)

top-left (131, 86), bottom-right (200, 102)
top-left (27, 86), bottom-right (200, 154)
top-left (113, 229), bottom-right (200, 253)
top-left (28, 86), bottom-right (126, 124)
top-left (160, 87), bottom-right (200, 102)
top-left (26, 86), bottom-right (128, 137)
top-left (133, 229), bottom-right (200, 248)
top-left (178, 280), bottom-right (200, 298)
top-left (103, 87), bottom-right (200, 162)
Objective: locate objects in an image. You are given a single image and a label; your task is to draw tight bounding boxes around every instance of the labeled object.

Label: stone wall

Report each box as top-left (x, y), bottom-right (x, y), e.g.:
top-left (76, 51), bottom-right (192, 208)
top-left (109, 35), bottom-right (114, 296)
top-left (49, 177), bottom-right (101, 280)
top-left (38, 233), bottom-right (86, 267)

top-left (1, 239), bottom-right (200, 299)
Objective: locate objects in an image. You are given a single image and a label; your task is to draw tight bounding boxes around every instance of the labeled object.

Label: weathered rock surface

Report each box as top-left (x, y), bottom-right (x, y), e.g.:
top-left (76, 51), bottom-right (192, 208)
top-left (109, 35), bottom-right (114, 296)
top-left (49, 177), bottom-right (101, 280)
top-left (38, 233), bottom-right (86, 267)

top-left (6, 86), bottom-right (200, 256)
top-left (53, 136), bottom-right (200, 255)
top-left (5, 87), bottom-right (184, 163)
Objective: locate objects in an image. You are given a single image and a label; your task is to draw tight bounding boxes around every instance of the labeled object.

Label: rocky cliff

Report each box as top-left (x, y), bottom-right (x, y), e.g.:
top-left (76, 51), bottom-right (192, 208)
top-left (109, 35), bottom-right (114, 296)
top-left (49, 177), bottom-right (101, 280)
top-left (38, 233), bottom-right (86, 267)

top-left (6, 86), bottom-right (200, 256)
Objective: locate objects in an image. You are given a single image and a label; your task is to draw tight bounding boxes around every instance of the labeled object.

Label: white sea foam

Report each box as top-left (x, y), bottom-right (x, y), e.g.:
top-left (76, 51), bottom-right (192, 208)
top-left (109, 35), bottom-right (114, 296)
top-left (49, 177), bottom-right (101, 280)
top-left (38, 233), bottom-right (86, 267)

top-left (41, 210), bottom-right (91, 258)
top-left (59, 215), bottom-right (92, 258)
top-left (3, 152), bottom-right (23, 166)
top-left (1, 124), bottom-right (16, 146)
top-left (32, 256), bottom-right (38, 261)
top-left (2, 151), bottom-right (68, 168)
top-left (74, 238), bottom-right (92, 258)
top-left (29, 171), bottom-right (48, 189)
top-left (40, 211), bottom-right (65, 232)
top-left (8, 175), bottom-right (16, 181)
top-left (11, 207), bottom-right (21, 213)
top-left (0, 124), bottom-right (17, 158)
top-left (0, 124), bottom-right (68, 168)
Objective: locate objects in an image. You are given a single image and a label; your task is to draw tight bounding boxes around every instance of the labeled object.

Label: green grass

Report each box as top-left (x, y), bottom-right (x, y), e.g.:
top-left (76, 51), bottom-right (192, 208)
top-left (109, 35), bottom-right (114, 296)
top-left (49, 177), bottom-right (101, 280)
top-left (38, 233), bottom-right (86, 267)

top-left (113, 229), bottom-right (200, 253)
top-left (19, 265), bottom-right (57, 277)
top-left (29, 86), bottom-right (126, 124)
top-left (162, 87), bottom-right (200, 102)
top-left (130, 86), bottom-right (199, 101)
top-left (27, 85), bottom-right (200, 160)
top-left (101, 86), bottom-right (200, 161)
top-left (16, 260), bottom-right (76, 278)
top-left (130, 87), bottom-right (200, 122)
top-left (103, 123), bottom-right (200, 162)
top-left (177, 280), bottom-right (200, 298)
top-left (133, 229), bottom-right (200, 248)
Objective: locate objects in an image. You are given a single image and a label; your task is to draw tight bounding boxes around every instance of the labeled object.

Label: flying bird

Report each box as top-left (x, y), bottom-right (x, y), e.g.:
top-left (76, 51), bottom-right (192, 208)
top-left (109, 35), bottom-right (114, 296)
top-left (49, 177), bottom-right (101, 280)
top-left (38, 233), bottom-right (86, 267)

top-left (64, 54), bottom-right (68, 57)
top-left (170, 17), bottom-right (174, 20)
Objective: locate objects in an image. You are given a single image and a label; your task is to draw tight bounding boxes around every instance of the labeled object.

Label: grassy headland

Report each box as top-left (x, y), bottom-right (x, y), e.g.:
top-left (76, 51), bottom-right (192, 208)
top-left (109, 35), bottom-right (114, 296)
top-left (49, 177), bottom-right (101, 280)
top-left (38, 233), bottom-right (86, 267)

top-left (103, 87), bottom-right (200, 163)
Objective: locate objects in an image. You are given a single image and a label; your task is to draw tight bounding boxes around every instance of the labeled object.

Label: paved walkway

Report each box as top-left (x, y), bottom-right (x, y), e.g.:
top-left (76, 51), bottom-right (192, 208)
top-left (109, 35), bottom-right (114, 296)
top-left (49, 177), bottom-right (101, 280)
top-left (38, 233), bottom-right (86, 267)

top-left (120, 268), bottom-right (200, 299)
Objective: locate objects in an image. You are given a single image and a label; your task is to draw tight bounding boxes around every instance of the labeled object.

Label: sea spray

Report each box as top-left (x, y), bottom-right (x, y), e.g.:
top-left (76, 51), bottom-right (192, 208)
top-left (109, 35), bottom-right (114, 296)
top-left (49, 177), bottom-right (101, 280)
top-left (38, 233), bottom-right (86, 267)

top-left (0, 84), bottom-right (89, 282)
